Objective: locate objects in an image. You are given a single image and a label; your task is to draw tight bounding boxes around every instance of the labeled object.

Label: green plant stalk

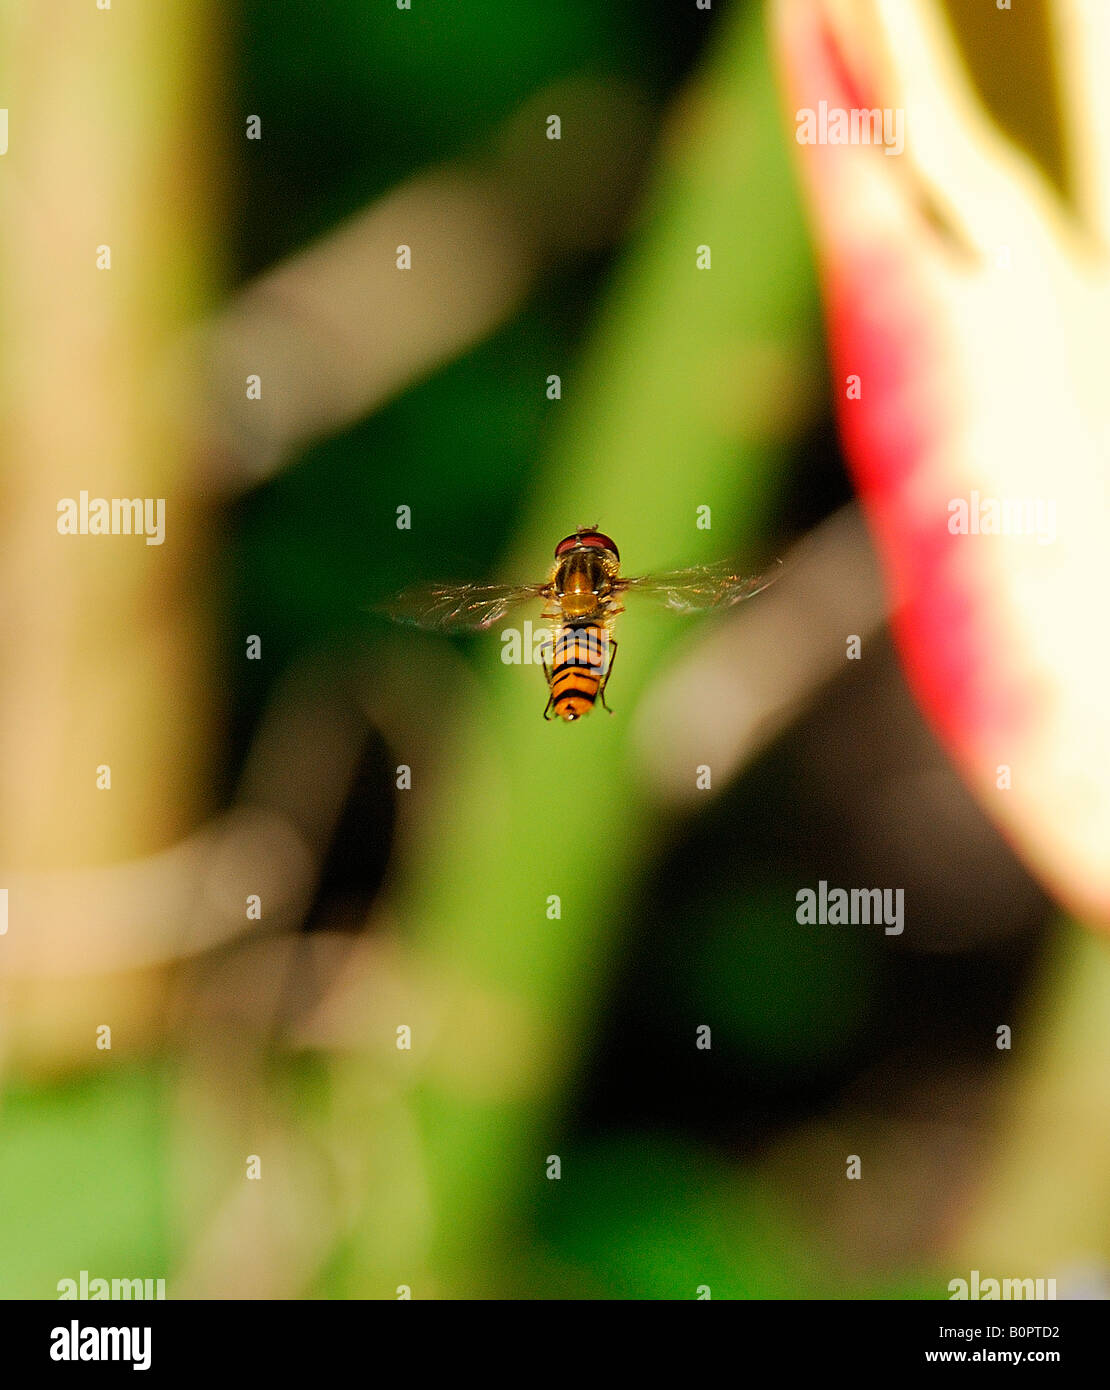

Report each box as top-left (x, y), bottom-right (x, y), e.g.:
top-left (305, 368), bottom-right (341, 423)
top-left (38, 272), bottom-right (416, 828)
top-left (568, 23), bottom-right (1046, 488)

top-left (332, 1), bottom-right (820, 1299)
top-left (956, 921), bottom-right (1110, 1276)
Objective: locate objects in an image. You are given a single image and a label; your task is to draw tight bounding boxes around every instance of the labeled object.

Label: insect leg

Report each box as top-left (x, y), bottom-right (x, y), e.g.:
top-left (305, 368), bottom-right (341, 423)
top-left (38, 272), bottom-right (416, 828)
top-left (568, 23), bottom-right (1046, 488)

top-left (598, 638), bottom-right (618, 713)
top-left (542, 658), bottom-right (555, 720)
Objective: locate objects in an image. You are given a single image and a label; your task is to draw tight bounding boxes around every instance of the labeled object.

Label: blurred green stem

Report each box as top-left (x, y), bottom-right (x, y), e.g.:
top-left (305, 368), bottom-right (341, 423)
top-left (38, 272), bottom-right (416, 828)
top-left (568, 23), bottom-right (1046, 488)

top-left (957, 922), bottom-right (1110, 1276)
top-left (336, 1), bottom-right (819, 1297)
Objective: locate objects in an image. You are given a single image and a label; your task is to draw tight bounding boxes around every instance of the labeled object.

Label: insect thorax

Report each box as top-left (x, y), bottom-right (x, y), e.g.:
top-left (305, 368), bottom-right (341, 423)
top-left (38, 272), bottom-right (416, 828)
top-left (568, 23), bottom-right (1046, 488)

top-left (553, 550), bottom-right (616, 621)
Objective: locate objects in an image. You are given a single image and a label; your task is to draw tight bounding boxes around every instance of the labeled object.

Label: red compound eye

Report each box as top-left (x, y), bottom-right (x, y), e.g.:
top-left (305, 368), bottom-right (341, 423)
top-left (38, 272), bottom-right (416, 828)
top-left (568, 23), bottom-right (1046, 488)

top-left (554, 530), bottom-right (620, 561)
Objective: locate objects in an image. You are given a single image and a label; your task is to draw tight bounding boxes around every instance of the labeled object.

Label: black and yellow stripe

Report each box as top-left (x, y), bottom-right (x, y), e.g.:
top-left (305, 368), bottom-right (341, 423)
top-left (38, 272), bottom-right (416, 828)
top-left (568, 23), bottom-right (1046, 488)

top-left (549, 624), bottom-right (608, 721)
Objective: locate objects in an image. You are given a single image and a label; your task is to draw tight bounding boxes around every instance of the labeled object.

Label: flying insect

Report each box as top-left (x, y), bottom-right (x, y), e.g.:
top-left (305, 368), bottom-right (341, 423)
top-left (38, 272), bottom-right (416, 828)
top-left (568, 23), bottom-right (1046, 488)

top-left (383, 527), bottom-right (780, 722)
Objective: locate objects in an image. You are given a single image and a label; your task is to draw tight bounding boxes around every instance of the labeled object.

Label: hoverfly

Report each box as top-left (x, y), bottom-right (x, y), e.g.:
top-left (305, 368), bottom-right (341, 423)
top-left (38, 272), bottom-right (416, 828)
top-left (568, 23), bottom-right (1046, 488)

top-left (383, 527), bottom-right (780, 722)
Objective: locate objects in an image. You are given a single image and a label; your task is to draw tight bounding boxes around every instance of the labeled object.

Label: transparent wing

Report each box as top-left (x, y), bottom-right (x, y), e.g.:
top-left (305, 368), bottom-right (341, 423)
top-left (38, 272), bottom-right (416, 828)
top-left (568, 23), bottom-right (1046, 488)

top-left (376, 580), bottom-right (551, 633)
top-left (617, 558), bottom-right (782, 614)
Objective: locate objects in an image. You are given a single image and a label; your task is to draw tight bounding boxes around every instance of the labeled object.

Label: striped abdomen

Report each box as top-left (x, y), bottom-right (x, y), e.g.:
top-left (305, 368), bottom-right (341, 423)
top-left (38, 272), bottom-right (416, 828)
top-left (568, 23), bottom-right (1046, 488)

top-left (549, 624), bottom-right (609, 722)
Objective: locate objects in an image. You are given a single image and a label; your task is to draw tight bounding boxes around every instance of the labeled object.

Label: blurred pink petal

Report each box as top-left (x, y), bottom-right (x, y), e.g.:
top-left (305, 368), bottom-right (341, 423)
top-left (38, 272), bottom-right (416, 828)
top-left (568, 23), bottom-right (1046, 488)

top-left (773, 0), bottom-right (1110, 925)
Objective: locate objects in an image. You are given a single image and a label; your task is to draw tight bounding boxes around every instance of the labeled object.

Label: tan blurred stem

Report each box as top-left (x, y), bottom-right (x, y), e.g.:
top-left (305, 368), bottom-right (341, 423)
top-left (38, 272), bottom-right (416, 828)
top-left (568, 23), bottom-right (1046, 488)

top-left (196, 77), bottom-right (651, 490)
top-left (633, 504), bottom-right (886, 804)
top-left (0, 4), bottom-right (221, 1022)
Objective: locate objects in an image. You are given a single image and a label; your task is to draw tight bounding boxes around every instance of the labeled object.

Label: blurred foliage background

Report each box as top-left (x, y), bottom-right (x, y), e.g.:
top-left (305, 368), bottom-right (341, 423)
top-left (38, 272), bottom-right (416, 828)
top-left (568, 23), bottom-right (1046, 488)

top-left (0, 0), bottom-right (1106, 1301)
